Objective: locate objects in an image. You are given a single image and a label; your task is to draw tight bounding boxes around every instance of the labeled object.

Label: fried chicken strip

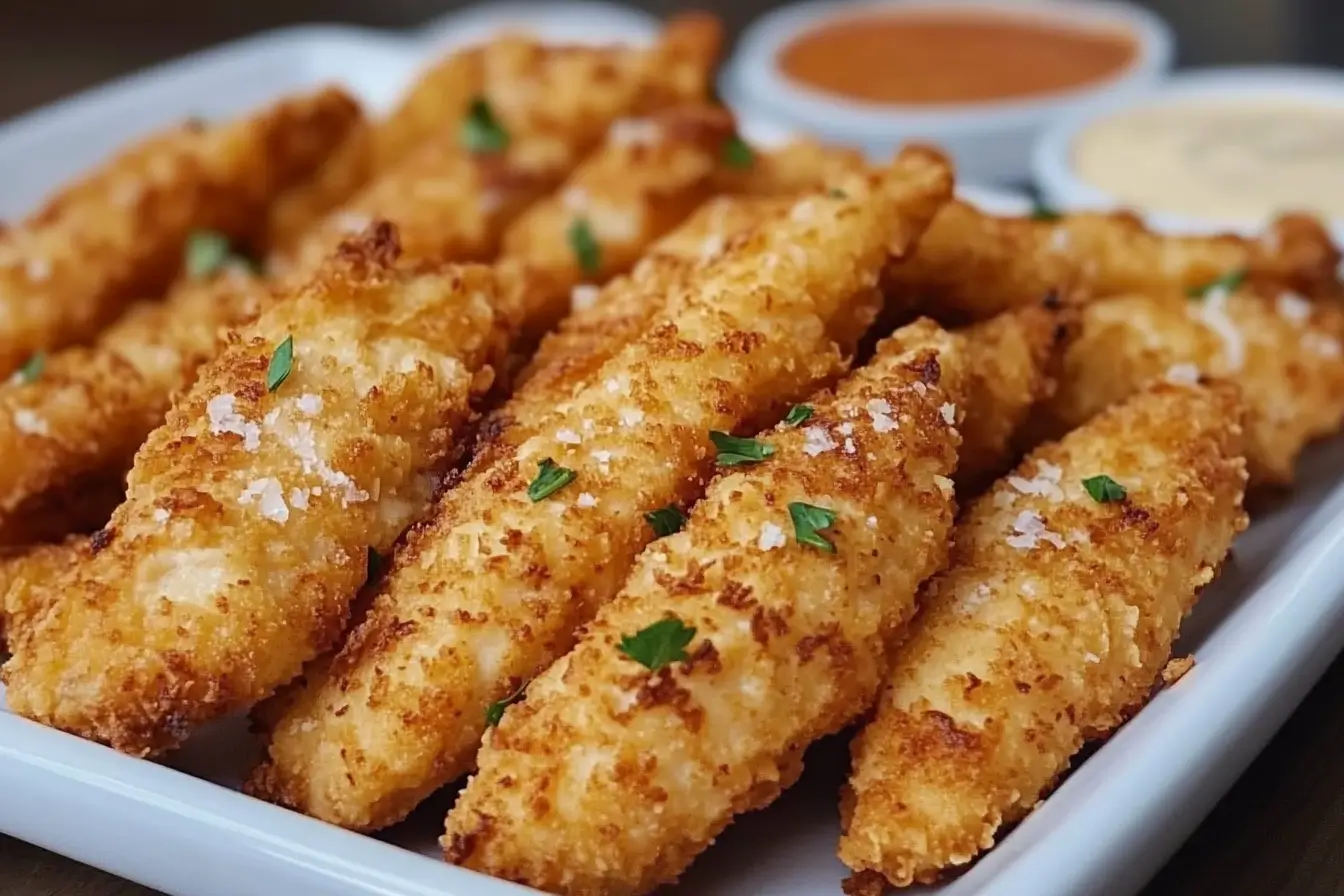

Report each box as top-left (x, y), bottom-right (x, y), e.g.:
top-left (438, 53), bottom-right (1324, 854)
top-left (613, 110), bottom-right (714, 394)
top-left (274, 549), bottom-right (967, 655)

top-left (244, 148), bottom-right (955, 832)
top-left (283, 17), bottom-right (722, 276)
top-left (0, 270), bottom-right (272, 546)
top-left (0, 87), bottom-right (360, 375)
top-left (1032, 285), bottom-right (1344, 486)
top-left (1, 225), bottom-right (511, 755)
top-left (0, 537), bottom-right (90, 650)
top-left (443, 320), bottom-right (968, 895)
top-left (838, 381), bottom-right (1248, 889)
top-left (954, 301), bottom-right (1073, 495)
top-left (885, 201), bottom-right (1341, 321)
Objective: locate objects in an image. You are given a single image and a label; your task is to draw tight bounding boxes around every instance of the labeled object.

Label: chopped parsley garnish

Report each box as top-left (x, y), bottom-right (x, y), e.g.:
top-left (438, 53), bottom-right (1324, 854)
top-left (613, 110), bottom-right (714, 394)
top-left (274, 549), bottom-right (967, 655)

top-left (568, 218), bottom-right (601, 276)
top-left (15, 352), bottom-right (45, 384)
top-left (460, 97), bottom-right (509, 154)
top-left (185, 230), bottom-right (233, 279)
top-left (783, 404), bottom-right (813, 427)
top-left (266, 336), bottom-right (294, 392)
top-left (1082, 474), bottom-right (1127, 503)
top-left (789, 501), bottom-right (838, 552)
top-left (618, 616), bottom-right (695, 671)
top-left (645, 505), bottom-right (686, 538)
top-left (1187, 268), bottom-right (1247, 299)
top-left (710, 431), bottom-right (775, 467)
top-left (1030, 201), bottom-right (1061, 222)
top-left (527, 458), bottom-right (576, 502)
top-left (366, 547), bottom-right (384, 587)
top-left (721, 134), bottom-right (755, 170)
top-left (484, 681), bottom-right (527, 727)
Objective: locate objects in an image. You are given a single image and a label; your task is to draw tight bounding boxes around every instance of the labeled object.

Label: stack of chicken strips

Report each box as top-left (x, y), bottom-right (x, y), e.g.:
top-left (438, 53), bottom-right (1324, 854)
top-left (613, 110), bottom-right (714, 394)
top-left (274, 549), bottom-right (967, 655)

top-left (2, 13), bottom-right (1344, 896)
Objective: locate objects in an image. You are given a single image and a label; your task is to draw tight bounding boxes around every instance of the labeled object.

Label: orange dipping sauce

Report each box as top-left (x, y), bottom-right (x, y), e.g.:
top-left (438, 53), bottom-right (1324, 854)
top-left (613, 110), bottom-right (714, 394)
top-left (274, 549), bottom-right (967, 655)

top-left (779, 11), bottom-right (1138, 106)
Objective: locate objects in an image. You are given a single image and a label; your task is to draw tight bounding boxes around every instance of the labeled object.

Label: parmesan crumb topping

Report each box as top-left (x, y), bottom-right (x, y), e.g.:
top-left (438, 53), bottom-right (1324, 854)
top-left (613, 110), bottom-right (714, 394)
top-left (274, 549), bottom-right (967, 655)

top-left (239, 477), bottom-right (289, 523)
top-left (570, 284), bottom-right (600, 311)
top-left (758, 521), bottom-right (787, 551)
top-left (802, 425), bottom-right (837, 456)
top-left (1006, 509), bottom-right (1065, 551)
top-left (207, 393), bottom-right (261, 452)
top-left (12, 408), bottom-right (48, 436)
top-left (866, 398), bottom-right (897, 433)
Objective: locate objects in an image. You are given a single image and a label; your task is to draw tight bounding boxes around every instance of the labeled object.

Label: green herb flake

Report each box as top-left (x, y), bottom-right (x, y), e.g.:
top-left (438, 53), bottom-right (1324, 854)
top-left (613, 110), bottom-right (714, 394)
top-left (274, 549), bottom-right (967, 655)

top-left (15, 352), bottom-right (45, 384)
top-left (828, 188), bottom-right (848, 199)
top-left (645, 505), bottom-right (687, 538)
top-left (618, 616), bottom-right (696, 671)
top-left (185, 230), bottom-right (233, 279)
top-left (789, 501), bottom-right (838, 553)
top-left (1030, 201), bottom-right (1061, 222)
top-left (266, 335), bottom-right (294, 393)
top-left (710, 431), bottom-right (775, 467)
top-left (460, 97), bottom-right (510, 154)
top-left (527, 458), bottom-right (576, 502)
top-left (484, 681), bottom-right (527, 727)
top-left (366, 547), bottom-right (384, 587)
top-left (1082, 474), bottom-right (1127, 503)
top-left (568, 218), bottom-right (602, 276)
top-left (782, 404), bottom-right (813, 427)
top-left (721, 134), bottom-right (755, 170)
top-left (1187, 268), bottom-right (1247, 299)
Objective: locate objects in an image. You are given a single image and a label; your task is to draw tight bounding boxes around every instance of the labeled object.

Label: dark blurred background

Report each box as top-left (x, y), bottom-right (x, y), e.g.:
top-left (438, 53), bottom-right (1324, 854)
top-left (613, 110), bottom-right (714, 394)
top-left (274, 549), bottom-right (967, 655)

top-left (1, 0), bottom-right (1342, 121)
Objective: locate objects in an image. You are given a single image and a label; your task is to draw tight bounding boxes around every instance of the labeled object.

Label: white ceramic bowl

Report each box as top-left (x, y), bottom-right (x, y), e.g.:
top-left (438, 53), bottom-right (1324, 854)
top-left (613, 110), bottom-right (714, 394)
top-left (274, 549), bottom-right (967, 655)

top-left (1033, 66), bottom-right (1344, 244)
top-left (721, 0), bottom-right (1174, 185)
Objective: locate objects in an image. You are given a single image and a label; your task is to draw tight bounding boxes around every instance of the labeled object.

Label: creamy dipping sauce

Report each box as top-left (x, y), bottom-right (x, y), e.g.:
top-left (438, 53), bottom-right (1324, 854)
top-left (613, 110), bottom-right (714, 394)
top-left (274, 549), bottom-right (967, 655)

top-left (779, 11), bottom-right (1137, 106)
top-left (1073, 100), bottom-right (1344, 221)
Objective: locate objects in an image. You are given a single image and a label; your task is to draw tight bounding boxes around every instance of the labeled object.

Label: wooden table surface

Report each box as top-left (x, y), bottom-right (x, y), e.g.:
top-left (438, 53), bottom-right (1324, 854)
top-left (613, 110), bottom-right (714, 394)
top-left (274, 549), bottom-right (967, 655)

top-left (3, 2), bottom-right (1344, 895)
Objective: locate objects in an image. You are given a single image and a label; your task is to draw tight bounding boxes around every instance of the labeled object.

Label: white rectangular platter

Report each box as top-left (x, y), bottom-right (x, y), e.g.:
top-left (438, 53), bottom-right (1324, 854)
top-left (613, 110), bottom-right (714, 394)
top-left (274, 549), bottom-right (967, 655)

top-left (4, 12), bottom-right (1344, 896)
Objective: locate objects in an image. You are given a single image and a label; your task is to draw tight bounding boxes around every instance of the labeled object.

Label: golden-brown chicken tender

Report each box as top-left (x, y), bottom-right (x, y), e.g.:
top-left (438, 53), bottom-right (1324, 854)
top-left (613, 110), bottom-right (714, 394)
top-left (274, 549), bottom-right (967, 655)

top-left (0, 87), bottom-right (360, 376)
top-left (885, 200), bottom-right (1342, 322)
top-left (244, 148), bottom-right (954, 833)
top-left (1, 225), bottom-right (512, 755)
top-left (0, 537), bottom-right (89, 649)
top-left (955, 300), bottom-right (1073, 494)
top-left (1031, 285), bottom-right (1344, 486)
top-left (0, 270), bottom-right (273, 546)
top-left (498, 104), bottom-right (735, 338)
top-left (839, 380), bottom-right (1248, 889)
top-left (443, 320), bottom-right (969, 896)
top-left (263, 121), bottom-right (376, 255)
top-left (281, 21), bottom-right (722, 278)
top-left (712, 136), bottom-right (868, 195)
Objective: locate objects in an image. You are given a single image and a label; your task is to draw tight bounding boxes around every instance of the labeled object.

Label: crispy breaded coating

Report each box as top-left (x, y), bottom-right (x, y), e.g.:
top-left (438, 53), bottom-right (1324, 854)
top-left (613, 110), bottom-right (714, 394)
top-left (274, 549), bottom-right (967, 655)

top-left (443, 321), bottom-right (969, 896)
top-left (1, 226), bottom-right (511, 755)
top-left (955, 301), bottom-right (1073, 495)
top-left (372, 47), bottom-right (485, 171)
top-left (0, 271), bottom-right (272, 546)
top-left (885, 201), bottom-right (1342, 322)
top-left (713, 137), bottom-right (868, 196)
top-left (838, 381), bottom-right (1248, 889)
top-left (263, 121), bottom-right (376, 255)
top-left (498, 104), bottom-right (734, 337)
top-left (0, 537), bottom-right (89, 649)
top-left (1032, 286), bottom-right (1344, 486)
top-left (281, 23), bottom-right (721, 278)
top-left (0, 87), bottom-right (360, 376)
top-left (244, 148), bottom-right (955, 832)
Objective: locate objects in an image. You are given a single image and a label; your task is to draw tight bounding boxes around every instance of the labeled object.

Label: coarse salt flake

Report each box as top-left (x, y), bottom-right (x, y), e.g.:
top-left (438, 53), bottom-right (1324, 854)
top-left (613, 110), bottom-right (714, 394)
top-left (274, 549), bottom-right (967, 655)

top-left (12, 408), bottom-right (48, 436)
top-left (296, 393), bottom-right (323, 416)
top-left (940, 402), bottom-right (957, 425)
top-left (838, 422), bottom-right (854, 436)
top-left (934, 475), bottom-right (954, 497)
top-left (866, 398), bottom-right (897, 433)
top-left (619, 407), bottom-right (644, 427)
top-left (1006, 509), bottom-right (1065, 551)
top-left (1165, 363), bottom-right (1201, 385)
top-left (25, 257), bottom-right (51, 282)
top-left (803, 425), bottom-right (837, 456)
top-left (591, 449), bottom-right (612, 473)
top-left (556, 428), bottom-right (582, 445)
top-left (866, 515), bottom-right (878, 528)
top-left (239, 477), bottom-right (289, 523)
top-left (1192, 286), bottom-right (1245, 371)
top-left (206, 393), bottom-right (260, 451)
top-left (152, 507), bottom-right (170, 523)
top-left (571, 284), bottom-right (600, 311)
top-left (608, 117), bottom-right (662, 147)
top-left (1304, 331), bottom-right (1343, 358)
top-left (843, 437), bottom-right (856, 455)
top-left (576, 492), bottom-right (598, 508)
top-left (1276, 291), bottom-right (1312, 324)
top-left (758, 521), bottom-right (787, 551)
